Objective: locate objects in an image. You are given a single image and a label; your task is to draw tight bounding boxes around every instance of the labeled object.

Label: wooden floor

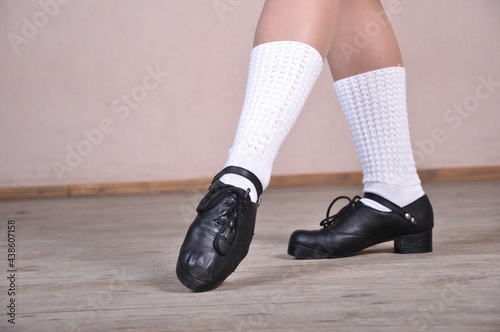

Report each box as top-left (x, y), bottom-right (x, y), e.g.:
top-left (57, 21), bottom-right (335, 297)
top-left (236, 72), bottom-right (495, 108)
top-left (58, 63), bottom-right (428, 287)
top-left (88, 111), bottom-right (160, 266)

top-left (1, 180), bottom-right (499, 331)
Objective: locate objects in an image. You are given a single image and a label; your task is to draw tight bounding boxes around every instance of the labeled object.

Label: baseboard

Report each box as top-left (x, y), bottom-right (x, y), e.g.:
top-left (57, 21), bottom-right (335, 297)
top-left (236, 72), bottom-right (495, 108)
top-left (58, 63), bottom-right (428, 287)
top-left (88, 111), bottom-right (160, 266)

top-left (1, 166), bottom-right (499, 200)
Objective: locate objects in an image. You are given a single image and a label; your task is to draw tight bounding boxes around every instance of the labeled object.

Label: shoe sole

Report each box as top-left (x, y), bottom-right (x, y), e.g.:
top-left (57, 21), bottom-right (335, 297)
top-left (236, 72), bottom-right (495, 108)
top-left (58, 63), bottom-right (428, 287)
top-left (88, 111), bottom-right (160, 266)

top-left (288, 230), bottom-right (433, 259)
top-left (176, 262), bottom-right (225, 292)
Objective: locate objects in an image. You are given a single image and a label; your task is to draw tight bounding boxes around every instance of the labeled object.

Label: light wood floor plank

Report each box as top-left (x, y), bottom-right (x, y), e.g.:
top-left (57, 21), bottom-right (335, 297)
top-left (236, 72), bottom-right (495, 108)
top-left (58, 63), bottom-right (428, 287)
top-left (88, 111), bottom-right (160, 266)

top-left (0, 181), bottom-right (499, 331)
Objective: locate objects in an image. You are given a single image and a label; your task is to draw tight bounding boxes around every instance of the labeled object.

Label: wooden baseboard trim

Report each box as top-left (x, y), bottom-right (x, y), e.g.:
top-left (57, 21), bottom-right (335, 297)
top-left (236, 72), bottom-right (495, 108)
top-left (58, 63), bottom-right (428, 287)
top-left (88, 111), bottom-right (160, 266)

top-left (1, 166), bottom-right (499, 200)
top-left (418, 166), bottom-right (500, 182)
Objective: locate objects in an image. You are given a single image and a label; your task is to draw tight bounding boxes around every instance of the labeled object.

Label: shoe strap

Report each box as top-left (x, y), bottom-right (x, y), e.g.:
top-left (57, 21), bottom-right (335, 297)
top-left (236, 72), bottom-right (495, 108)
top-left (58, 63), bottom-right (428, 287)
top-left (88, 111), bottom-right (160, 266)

top-left (363, 192), bottom-right (418, 224)
top-left (212, 166), bottom-right (263, 198)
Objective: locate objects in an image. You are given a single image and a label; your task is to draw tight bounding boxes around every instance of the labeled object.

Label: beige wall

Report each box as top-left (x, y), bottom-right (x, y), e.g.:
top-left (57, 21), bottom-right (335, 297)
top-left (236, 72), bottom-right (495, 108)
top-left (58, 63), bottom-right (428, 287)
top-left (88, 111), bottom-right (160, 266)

top-left (1, 0), bottom-right (499, 188)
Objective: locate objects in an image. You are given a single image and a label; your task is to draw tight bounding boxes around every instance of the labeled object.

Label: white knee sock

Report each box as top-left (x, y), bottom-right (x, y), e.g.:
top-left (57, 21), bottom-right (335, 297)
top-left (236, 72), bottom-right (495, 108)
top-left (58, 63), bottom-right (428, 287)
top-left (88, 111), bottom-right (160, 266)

top-left (334, 66), bottom-right (424, 210)
top-left (220, 41), bottom-right (323, 202)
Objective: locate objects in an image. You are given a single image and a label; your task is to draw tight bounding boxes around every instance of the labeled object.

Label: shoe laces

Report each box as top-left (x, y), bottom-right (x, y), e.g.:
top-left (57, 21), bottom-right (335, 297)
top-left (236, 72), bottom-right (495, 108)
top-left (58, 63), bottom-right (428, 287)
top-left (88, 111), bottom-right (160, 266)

top-left (213, 190), bottom-right (248, 230)
top-left (319, 195), bottom-right (361, 227)
top-left (198, 187), bottom-right (249, 255)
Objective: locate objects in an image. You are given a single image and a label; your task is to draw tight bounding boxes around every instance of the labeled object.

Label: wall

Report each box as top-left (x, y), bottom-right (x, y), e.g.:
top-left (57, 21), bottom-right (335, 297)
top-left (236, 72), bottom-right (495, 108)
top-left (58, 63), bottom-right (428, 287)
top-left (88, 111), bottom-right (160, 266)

top-left (1, 0), bottom-right (499, 188)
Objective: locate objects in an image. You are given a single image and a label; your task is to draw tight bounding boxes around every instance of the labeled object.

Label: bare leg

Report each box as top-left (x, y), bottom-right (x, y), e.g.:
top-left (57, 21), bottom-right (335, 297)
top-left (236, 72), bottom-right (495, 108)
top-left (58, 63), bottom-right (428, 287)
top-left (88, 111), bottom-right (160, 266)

top-left (255, 0), bottom-right (340, 57)
top-left (327, 0), bottom-right (402, 80)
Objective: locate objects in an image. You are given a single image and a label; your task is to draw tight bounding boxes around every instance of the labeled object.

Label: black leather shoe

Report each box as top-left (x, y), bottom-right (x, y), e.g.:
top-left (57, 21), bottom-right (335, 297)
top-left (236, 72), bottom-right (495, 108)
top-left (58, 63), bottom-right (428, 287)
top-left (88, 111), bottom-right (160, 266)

top-left (176, 166), bottom-right (263, 292)
top-left (288, 193), bottom-right (433, 259)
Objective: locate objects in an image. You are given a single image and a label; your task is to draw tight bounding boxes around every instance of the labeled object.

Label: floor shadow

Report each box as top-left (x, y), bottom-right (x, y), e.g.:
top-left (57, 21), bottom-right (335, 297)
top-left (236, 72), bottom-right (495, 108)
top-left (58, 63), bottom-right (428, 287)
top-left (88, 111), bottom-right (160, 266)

top-left (272, 245), bottom-right (393, 261)
top-left (158, 269), bottom-right (194, 294)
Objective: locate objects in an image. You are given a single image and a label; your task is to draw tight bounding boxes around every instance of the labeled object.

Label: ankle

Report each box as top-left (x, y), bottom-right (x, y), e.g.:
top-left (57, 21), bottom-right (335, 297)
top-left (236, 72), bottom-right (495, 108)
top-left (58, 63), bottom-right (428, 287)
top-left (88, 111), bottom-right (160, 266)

top-left (214, 166), bottom-right (264, 204)
top-left (220, 174), bottom-right (260, 203)
top-left (363, 182), bottom-right (425, 208)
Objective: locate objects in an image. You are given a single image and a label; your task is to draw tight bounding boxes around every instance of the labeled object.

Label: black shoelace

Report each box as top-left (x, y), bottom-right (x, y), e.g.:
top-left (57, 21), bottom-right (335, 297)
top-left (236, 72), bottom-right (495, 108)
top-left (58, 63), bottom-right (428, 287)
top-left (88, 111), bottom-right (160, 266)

top-left (319, 195), bottom-right (361, 227)
top-left (210, 189), bottom-right (249, 255)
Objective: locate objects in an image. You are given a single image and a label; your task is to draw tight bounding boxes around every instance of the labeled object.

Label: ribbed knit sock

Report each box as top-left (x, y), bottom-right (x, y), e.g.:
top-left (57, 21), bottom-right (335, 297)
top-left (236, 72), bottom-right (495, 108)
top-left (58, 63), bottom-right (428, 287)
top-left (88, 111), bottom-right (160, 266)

top-left (334, 66), bottom-right (424, 211)
top-left (220, 41), bottom-right (323, 202)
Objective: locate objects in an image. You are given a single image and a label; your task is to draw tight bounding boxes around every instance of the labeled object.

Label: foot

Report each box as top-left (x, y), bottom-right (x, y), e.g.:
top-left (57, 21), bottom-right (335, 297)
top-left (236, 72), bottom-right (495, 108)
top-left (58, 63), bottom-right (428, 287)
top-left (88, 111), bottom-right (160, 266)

top-left (176, 167), bottom-right (262, 292)
top-left (288, 193), bottom-right (434, 259)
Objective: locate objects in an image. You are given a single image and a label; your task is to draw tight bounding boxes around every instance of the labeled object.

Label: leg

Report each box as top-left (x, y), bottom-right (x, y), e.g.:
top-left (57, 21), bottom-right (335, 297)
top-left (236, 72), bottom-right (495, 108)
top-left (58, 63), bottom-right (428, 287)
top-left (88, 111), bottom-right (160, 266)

top-left (328, 0), bottom-right (424, 208)
top-left (327, 0), bottom-right (402, 80)
top-left (220, 0), bottom-right (340, 202)
top-left (254, 0), bottom-right (339, 57)
top-left (288, 0), bottom-right (434, 259)
top-left (177, 0), bottom-right (340, 291)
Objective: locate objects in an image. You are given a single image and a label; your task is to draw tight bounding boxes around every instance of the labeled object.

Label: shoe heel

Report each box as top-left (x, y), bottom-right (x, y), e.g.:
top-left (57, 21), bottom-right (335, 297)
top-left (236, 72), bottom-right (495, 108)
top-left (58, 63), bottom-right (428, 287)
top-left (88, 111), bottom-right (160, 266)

top-left (394, 230), bottom-right (432, 254)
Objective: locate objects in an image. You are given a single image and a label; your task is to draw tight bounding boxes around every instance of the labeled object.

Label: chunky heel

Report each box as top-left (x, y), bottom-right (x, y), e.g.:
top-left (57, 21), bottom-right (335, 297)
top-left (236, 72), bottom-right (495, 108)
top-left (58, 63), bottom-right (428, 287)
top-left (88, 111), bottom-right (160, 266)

top-left (394, 230), bottom-right (432, 254)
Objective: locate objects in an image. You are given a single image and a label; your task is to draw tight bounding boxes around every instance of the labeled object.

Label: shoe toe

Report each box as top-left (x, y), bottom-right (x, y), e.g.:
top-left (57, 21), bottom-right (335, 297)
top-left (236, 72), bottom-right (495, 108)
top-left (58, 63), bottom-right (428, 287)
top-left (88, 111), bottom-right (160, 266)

top-left (179, 243), bottom-right (219, 279)
top-left (288, 230), bottom-right (330, 259)
top-left (177, 247), bottom-right (225, 292)
top-left (289, 230), bottom-right (314, 247)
